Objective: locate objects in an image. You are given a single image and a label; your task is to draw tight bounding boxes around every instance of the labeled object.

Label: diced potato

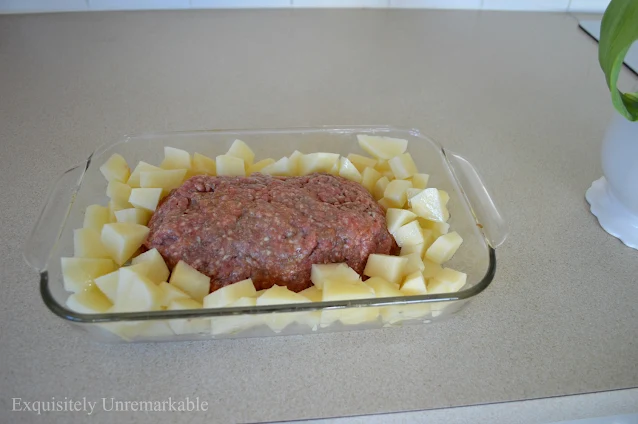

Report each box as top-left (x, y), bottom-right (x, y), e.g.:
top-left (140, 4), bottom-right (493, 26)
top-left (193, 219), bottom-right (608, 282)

top-left (167, 298), bottom-right (210, 335)
top-left (375, 160), bottom-right (392, 173)
top-left (373, 176), bottom-right (390, 200)
top-left (129, 188), bottom-right (162, 211)
top-left (338, 157), bottom-right (362, 183)
top-left (192, 152), bottom-right (217, 176)
top-left (328, 161), bottom-right (340, 176)
top-left (157, 282), bottom-right (190, 308)
top-left (388, 153), bottom-right (418, 180)
top-left (347, 153), bottom-right (377, 172)
top-left (400, 242), bottom-right (426, 258)
top-left (211, 296), bottom-right (258, 335)
top-left (248, 158), bottom-right (275, 174)
top-left (99, 153), bottom-right (130, 183)
top-left (106, 181), bottom-right (133, 209)
top-left (409, 188), bottom-right (446, 222)
top-left (298, 286), bottom-right (322, 330)
top-left (131, 248), bottom-right (169, 284)
top-left (321, 279), bottom-right (377, 326)
top-left (401, 271), bottom-right (428, 295)
top-left (116, 263), bottom-right (153, 293)
top-left (366, 277), bottom-right (426, 324)
top-left (406, 188), bottom-right (423, 200)
top-left (411, 173), bottom-right (430, 189)
top-left (256, 285), bottom-right (311, 333)
top-left (140, 169), bottom-right (187, 196)
top-left (377, 198), bottom-right (392, 211)
top-left (361, 167), bottom-right (382, 193)
top-left (112, 270), bottom-right (161, 312)
top-left (216, 155), bottom-right (245, 177)
top-left (61, 257), bottom-right (117, 293)
top-left (260, 157), bottom-right (291, 176)
top-left (298, 152), bottom-right (340, 175)
top-left (299, 286), bottom-right (322, 302)
top-left (422, 258), bottom-right (443, 279)
top-left (425, 232), bottom-right (463, 264)
top-left (107, 201), bottom-right (124, 224)
top-left (381, 170), bottom-right (395, 181)
top-left (421, 228), bottom-right (434, 248)
top-left (94, 270), bottom-right (119, 302)
top-left (386, 208), bottom-right (417, 235)
top-left (127, 161), bottom-right (162, 188)
top-left (114, 208), bottom-right (152, 225)
top-left (66, 283), bottom-right (113, 313)
top-left (100, 223), bottom-right (149, 265)
top-left (394, 221), bottom-right (425, 247)
top-left (384, 179), bottom-right (413, 208)
top-left (364, 254), bottom-right (408, 285)
top-left (420, 219), bottom-right (450, 239)
top-left (402, 252), bottom-right (425, 276)
top-left (169, 260), bottom-right (210, 302)
top-left (357, 135), bottom-right (408, 160)
top-left (311, 263), bottom-right (360, 289)
top-left (203, 278), bottom-right (257, 308)
top-left (73, 228), bottom-right (110, 259)
top-left (225, 139), bottom-right (255, 166)
top-left (160, 146), bottom-right (191, 170)
top-left (288, 150), bottom-right (304, 176)
top-left (428, 268), bottom-right (467, 294)
top-left (83, 204), bottom-right (111, 232)
top-left (365, 277), bottom-right (401, 296)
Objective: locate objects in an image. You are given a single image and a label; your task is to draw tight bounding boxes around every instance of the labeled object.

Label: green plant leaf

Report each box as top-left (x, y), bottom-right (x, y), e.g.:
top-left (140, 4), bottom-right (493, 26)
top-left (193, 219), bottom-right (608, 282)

top-left (599, 0), bottom-right (638, 121)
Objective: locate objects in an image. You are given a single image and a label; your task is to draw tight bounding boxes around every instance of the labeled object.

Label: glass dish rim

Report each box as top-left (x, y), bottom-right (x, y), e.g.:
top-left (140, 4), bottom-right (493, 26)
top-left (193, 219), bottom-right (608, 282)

top-left (28, 125), bottom-right (500, 324)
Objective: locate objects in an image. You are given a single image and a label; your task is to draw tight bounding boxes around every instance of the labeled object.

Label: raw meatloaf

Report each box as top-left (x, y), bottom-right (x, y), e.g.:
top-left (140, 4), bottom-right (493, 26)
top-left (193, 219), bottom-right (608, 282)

top-left (145, 173), bottom-right (397, 293)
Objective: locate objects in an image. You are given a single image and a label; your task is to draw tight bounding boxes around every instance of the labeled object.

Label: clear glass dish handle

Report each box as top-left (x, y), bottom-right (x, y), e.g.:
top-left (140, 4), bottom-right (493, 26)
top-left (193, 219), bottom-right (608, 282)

top-left (23, 164), bottom-right (86, 272)
top-left (444, 150), bottom-right (508, 248)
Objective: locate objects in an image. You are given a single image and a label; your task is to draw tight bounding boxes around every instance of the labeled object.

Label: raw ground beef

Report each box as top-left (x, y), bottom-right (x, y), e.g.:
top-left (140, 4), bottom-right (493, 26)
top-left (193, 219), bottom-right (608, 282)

top-left (145, 172), bottom-right (397, 293)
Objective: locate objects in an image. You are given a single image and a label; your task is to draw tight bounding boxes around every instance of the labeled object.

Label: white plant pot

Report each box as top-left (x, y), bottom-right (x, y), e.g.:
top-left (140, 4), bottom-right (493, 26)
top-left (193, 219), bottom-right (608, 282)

top-left (586, 111), bottom-right (638, 248)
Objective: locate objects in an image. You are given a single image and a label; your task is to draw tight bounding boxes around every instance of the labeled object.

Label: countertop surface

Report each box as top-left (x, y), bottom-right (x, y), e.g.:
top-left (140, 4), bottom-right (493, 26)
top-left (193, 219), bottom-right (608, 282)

top-left (0, 9), bottom-right (637, 424)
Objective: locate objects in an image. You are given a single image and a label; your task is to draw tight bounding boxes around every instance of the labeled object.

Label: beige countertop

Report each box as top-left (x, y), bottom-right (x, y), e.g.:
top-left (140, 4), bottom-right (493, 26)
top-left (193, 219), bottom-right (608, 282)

top-left (0, 8), bottom-right (636, 424)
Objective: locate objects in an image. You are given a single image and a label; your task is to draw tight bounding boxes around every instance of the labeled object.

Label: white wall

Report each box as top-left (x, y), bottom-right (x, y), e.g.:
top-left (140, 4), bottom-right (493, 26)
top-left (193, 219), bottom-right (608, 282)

top-left (0, 0), bottom-right (612, 14)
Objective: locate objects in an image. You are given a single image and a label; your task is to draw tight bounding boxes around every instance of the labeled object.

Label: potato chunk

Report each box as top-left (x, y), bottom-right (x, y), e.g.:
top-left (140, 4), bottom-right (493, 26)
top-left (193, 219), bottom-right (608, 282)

top-left (131, 248), bottom-right (170, 284)
top-left (216, 155), bottom-right (246, 176)
top-left (203, 278), bottom-right (257, 308)
top-left (192, 152), bottom-right (217, 176)
top-left (364, 254), bottom-right (408, 285)
top-left (99, 153), bottom-right (130, 183)
top-left (338, 157), bottom-right (362, 183)
top-left (83, 204), bottom-right (111, 232)
top-left (409, 188), bottom-right (446, 222)
top-left (74, 228), bottom-right (110, 259)
top-left (66, 283), bottom-right (113, 314)
top-left (388, 153), bottom-right (418, 180)
top-left (227, 139), bottom-right (255, 166)
top-left (160, 146), bottom-right (191, 170)
top-left (100, 223), bottom-right (150, 265)
top-left (425, 232), bottom-right (463, 264)
top-left (114, 208), bottom-right (152, 225)
top-left (169, 260), bottom-right (211, 302)
top-left (128, 188), bottom-right (162, 211)
top-left (311, 263), bottom-right (360, 289)
top-left (127, 161), bottom-right (162, 188)
top-left (140, 169), bottom-right (187, 196)
top-left (61, 258), bottom-right (117, 293)
top-left (357, 135), bottom-right (408, 160)
top-left (298, 152), bottom-right (340, 175)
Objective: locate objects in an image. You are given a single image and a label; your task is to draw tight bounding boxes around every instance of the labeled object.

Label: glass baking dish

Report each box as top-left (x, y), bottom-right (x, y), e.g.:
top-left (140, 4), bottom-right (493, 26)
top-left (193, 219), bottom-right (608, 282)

top-left (24, 126), bottom-right (507, 343)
